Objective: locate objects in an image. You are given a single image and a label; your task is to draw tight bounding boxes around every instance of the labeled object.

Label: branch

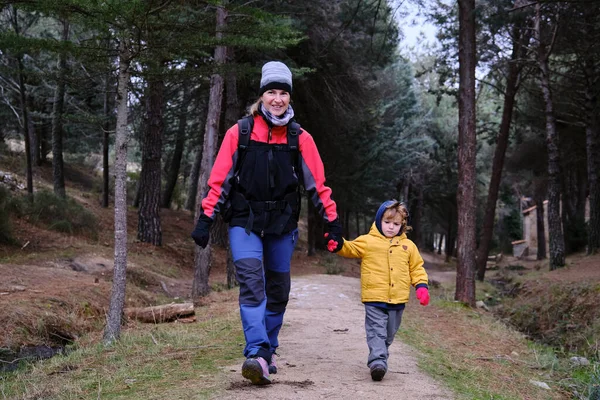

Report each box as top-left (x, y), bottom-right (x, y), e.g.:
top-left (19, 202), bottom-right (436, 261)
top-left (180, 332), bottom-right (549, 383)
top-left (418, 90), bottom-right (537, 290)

top-left (545, 13), bottom-right (559, 60)
top-left (0, 86), bottom-right (23, 127)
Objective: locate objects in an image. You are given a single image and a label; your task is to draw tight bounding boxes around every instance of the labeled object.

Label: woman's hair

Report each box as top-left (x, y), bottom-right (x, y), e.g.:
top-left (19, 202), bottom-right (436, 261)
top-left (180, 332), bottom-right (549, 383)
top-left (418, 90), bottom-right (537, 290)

top-left (249, 98), bottom-right (262, 116)
top-left (382, 201), bottom-right (412, 234)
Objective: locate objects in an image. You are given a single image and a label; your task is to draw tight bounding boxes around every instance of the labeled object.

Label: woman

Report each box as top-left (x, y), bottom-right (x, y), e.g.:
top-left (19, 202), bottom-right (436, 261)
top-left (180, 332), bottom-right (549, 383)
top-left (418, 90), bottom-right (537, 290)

top-left (191, 61), bottom-right (343, 385)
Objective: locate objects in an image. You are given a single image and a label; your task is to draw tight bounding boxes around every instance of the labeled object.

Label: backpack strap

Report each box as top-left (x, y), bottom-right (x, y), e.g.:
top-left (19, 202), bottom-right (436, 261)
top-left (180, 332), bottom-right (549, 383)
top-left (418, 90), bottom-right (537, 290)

top-left (237, 115), bottom-right (253, 150)
top-left (287, 121), bottom-right (300, 151)
top-left (287, 121), bottom-right (304, 190)
top-left (235, 115), bottom-right (254, 175)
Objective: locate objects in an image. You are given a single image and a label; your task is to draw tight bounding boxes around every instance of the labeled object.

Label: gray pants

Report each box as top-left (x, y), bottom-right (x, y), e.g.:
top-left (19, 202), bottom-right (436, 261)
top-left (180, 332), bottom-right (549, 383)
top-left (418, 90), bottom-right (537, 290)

top-left (365, 304), bottom-right (404, 369)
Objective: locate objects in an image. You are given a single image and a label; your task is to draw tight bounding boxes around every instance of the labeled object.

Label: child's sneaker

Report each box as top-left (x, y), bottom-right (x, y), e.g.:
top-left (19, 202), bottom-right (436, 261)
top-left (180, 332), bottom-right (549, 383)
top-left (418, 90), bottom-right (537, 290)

top-left (268, 353), bottom-right (278, 374)
top-left (241, 357), bottom-right (272, 385)
top-left (370, 364), bottom-right (386, 381)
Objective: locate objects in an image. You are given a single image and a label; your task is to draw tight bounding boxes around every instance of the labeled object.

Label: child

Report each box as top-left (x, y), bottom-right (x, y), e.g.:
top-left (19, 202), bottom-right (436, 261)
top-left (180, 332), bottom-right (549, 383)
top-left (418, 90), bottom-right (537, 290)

top-left (326, 200), bottom-right (429, 381)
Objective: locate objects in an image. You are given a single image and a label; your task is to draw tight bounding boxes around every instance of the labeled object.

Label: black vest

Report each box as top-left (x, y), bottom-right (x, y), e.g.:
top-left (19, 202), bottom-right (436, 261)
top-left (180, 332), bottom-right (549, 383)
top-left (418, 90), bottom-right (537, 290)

top-left (225, 115), bottom-right (303, 236)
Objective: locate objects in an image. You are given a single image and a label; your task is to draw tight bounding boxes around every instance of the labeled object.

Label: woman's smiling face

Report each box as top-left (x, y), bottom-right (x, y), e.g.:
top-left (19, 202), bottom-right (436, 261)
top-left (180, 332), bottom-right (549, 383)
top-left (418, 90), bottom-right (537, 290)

top-left (261, 89), bottom-right (290, 116)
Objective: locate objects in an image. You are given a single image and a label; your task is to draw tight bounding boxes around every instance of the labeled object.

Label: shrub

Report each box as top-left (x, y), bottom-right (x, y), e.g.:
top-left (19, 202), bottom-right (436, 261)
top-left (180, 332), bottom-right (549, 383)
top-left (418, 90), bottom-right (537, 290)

top-left (26, 190), bottom-right (97, 239)
top-left (0, 186), bottom-right (15, 244)
top-left (322, 253), bottom-right (345, 275)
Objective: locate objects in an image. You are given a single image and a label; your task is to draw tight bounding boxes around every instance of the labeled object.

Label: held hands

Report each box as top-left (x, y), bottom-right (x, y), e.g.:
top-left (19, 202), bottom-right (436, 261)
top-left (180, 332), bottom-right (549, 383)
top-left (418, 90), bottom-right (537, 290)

top-left (191, 214), bottom-right (213, 248)
top-left (324, 218), bottom-right (344, 253)
top-left (415, 287), bottom-right (430, 306)
top-left (324, 232), bottom-right (343, 253)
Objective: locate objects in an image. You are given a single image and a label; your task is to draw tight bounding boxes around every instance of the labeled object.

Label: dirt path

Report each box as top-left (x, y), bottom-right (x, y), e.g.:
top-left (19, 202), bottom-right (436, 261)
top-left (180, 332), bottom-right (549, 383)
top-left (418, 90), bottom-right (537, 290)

top-left (220, 274), bottom-right (454, 399)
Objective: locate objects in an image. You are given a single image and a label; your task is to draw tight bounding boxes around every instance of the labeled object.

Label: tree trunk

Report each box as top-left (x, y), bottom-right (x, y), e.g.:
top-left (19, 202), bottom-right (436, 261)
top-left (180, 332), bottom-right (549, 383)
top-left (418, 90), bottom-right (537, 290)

top-left (51, 19), bottom-right (69, 199)
top-left (307, 198), bottom-right (317, 256)
top-left (535, 195), bottom-right (547, 260)
top-left (192, 4), bottom-right (227, 302)
top-left (535, 4), bottom-right (565, 270)
top-left (445, 210), bottom-right (456, 262)
top-left (413, 187), bottom-right (423, 247)
top-left (102, 54), bottom-right (112, 208)
top-left (27, 95), bottom-right (38, 168)
top-left (125, 302), bottom-right (194, 323)
top-left (437, 233), bottom-right (444, 255)
top-left (162, 80), bottom-right (191, 208)
top-left (104, 39), bottom-right (131, 346)
top-left (343, 208), bottom-right (350, 239)
top-left (226, 246), bottom-right (237, 289)
top-left (11, 6), bottom-right (33, 198)
top-left (39, 121), bottom-right (50, 164)
top-left (223, 48), bottom-right (241, 281)
top-left (185, 90), bottom-right (209, 212)
top-left (355, 211), bottom-right (360, 236)
top-left (186, 142), bottom-right (203, 211)
top-left (137, 73), bottom-right (164, 246)
top-left (455, 0), bottom-right (477, 306)
top-left (476, 25), bottom-right (529, 281)
top-left (585, 62), bottom-right (600, 254)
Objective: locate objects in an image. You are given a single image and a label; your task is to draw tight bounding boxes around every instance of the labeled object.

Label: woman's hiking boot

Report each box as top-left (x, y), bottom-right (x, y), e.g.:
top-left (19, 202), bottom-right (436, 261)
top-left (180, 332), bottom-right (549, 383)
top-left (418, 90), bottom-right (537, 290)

top-left (370, 364), bottom-right (386, 381)
top-left (241, 357), bottom-right (272, 385)
top-left (268, 353), bottom-right (278, 374)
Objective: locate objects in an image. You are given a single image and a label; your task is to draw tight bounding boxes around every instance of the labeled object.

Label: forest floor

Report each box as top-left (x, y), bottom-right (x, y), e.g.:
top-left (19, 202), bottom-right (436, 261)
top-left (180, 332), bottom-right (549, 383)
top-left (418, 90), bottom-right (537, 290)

top-left (1, 156), bottom-right (599, 399)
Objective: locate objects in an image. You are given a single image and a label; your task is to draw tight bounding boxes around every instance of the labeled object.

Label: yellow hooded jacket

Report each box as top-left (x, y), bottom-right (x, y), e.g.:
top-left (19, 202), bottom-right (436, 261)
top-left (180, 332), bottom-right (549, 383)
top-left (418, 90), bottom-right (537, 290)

top-left (338, 223), bottom-right (428, 304)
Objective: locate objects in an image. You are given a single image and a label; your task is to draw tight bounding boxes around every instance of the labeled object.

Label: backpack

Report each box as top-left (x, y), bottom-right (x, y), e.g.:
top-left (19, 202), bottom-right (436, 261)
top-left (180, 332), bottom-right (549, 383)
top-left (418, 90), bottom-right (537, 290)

top-left (236, 115), bottom-right (302, 175)
top-left (221, 115), bottom-right (304, 230)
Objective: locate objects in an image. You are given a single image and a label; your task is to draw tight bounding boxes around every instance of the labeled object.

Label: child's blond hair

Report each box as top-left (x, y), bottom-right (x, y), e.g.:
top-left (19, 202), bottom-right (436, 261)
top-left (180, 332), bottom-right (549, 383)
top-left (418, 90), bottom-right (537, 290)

top-left (381, 201), bottom-right (411, 234)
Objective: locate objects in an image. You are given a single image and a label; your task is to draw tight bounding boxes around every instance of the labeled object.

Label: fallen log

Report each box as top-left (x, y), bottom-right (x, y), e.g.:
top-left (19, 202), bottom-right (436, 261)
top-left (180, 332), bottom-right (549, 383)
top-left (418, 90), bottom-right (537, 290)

top-left (125, 302), bottom-right (195, 323)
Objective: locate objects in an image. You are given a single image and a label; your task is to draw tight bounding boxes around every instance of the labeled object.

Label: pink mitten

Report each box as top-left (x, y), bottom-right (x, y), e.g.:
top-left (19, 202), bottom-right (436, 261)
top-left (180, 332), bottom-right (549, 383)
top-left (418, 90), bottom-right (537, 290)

top-left (416, 287), bottom-right (430, 306)
top-left (323, 233), bottom-right (341, 253)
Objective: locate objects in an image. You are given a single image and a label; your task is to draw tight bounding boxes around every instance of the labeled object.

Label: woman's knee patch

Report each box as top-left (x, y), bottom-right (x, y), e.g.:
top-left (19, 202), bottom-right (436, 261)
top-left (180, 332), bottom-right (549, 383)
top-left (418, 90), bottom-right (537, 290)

top-left (235, 258), bottom-right (265, 305)
top-left (265, 270), bottom-right (291, 312)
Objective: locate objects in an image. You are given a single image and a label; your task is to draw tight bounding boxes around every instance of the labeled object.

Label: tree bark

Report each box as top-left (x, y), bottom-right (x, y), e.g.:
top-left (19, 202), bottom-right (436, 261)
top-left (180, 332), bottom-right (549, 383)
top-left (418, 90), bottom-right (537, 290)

top-left (413, 187), bottom-right (423, 247)
top-left (125, 303), bottom-right (194, 323)
top-left (51, 18), bottom-right (69, 199)
top-left (192, 4), bottom-right (227, 301)
top-left (343, 208), bottom-right (350, 239)
top-left (161, 80), bottom-right (191, 209)
top-left (185, 90), bottom-right (209, 212)
top-left (476, 25), bottom-right (529, 281)
top-left (226, 247), bottom-right (237, 289)
top-left (585, 62), bottom-right (600, 254)
top-left (223, 48), bottom-right (241, 282)
top-left (455, 0), bottom-right (477, 306)
top-left (11, 6), bottom-right (33, 198)
top-left (137, 72), bottom-right (164, 246)
top-left (102, 45), bottom-right (112, 208)
top-left (307, 198), bottom-right (316, 256)
top-left (104, 38), bottom-right (131, 346)
top-left (535, 195), bottom-right (547, 260)
top-left (535, 4), bottom-right (565, 269)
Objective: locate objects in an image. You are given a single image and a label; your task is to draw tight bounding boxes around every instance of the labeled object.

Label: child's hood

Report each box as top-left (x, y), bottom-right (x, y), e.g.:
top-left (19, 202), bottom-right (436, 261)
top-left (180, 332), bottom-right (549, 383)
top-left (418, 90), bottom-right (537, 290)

top-left (374, 200), bottom-right (403, 238)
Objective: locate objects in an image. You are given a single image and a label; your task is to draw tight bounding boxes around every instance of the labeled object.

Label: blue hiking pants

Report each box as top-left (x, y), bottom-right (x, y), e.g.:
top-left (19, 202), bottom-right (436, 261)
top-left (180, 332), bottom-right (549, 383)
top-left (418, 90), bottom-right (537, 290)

top-left (229, 226), bottom-right (297, 363)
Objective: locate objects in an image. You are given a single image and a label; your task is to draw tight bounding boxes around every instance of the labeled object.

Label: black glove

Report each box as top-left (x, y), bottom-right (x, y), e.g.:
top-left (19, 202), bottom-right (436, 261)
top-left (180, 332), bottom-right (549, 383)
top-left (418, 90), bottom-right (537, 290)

top-left (324, 218), bottom-right (344, 253)
top-left (191, 214), bottom-right (213, 248)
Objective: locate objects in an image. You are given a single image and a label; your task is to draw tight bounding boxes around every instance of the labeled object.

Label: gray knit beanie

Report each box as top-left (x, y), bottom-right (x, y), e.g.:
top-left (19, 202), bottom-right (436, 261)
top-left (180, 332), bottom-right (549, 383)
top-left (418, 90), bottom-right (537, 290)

top-left (259, 61), bottom-right (292, 95)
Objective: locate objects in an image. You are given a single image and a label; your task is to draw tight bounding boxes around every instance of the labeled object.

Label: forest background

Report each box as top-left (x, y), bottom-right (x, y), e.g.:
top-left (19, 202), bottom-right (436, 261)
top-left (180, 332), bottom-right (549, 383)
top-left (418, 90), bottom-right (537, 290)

top-left (0, 0), bottom-right (599, 398)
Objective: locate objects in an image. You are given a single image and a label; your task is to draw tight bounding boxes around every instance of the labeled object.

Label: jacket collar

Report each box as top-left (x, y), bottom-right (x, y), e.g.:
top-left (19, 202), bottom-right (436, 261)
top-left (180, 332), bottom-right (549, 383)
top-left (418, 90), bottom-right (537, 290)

top-left (368, 223), bottom-right (407, 243)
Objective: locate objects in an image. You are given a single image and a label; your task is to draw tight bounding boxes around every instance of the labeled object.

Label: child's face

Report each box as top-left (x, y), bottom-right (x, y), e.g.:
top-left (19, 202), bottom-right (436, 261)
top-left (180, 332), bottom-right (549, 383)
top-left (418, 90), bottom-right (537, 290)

top-left (381, 216), bottom-right (403, 238)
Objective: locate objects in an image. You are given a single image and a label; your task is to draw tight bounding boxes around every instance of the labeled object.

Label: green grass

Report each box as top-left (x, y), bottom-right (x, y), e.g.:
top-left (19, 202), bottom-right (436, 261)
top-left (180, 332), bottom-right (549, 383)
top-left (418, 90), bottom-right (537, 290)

top-left (398, 289), bottom-right (569, 400)
top-left (0, 311), bottom-right (245, 399)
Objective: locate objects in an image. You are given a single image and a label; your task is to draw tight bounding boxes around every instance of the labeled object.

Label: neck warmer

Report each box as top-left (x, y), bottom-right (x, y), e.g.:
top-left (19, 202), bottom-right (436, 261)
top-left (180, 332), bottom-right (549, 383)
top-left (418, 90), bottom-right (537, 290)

top-left (260, 103), bottom-right (295, 126)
